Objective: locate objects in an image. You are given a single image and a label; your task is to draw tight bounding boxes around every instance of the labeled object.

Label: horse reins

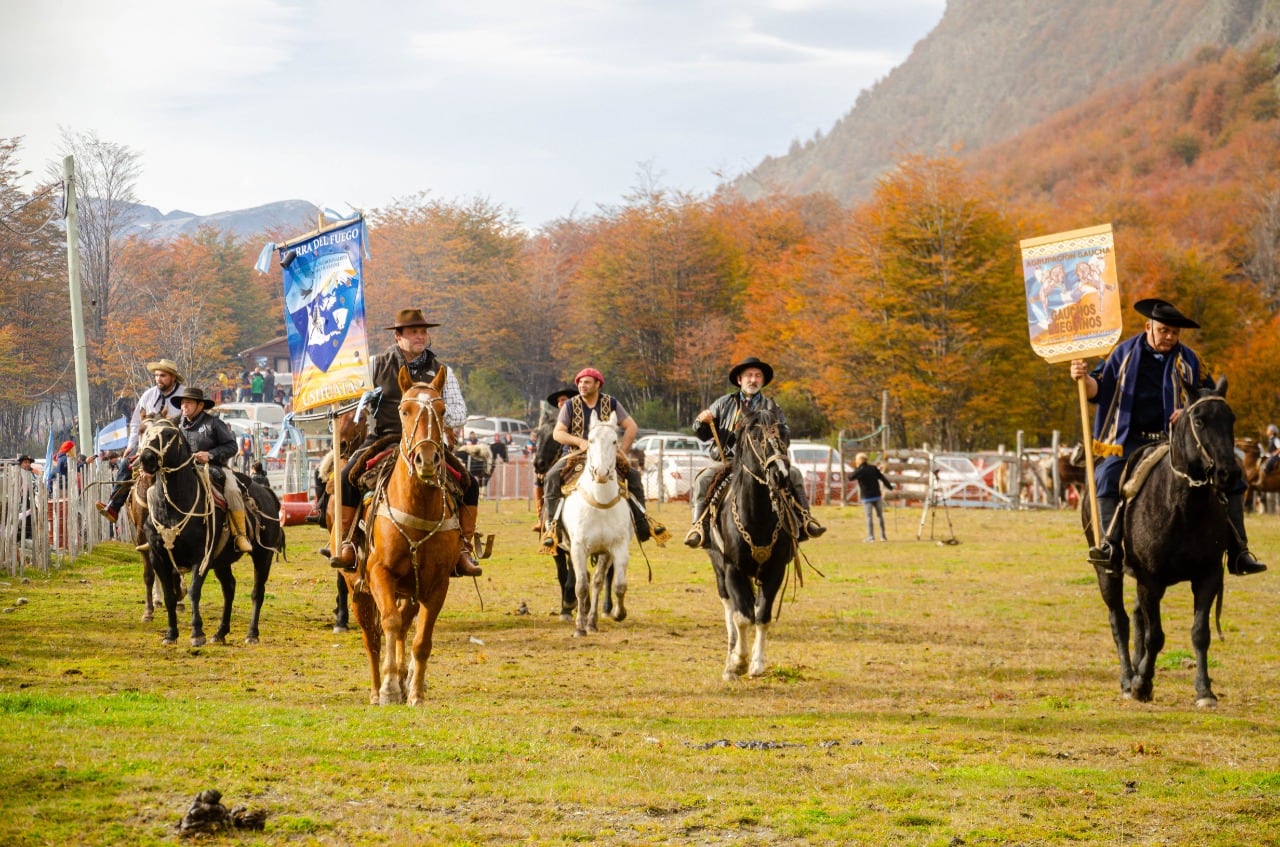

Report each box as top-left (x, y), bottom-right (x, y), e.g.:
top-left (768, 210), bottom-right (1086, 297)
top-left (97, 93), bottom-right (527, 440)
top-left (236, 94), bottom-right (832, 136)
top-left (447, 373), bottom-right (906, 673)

top-left (139, 421), bottom-right (219, 575)
top-left (730, 422), bottom-right (789, 564)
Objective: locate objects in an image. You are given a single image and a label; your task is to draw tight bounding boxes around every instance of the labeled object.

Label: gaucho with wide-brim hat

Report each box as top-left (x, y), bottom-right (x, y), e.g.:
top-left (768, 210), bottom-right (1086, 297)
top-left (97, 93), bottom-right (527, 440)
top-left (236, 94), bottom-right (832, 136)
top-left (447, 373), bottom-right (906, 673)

top-left (146, 358), bottom-right (184, 382)
top-left (727, 356), bottom-right (774, 387)
top-left (169, 385), bottom-right (216, 412)
top-left (384, 308), bottom-right (441, 330)
top-left (1133, 298), bottom-right (1200, 329)
top-left (545, 387), bottom-right (577, 406)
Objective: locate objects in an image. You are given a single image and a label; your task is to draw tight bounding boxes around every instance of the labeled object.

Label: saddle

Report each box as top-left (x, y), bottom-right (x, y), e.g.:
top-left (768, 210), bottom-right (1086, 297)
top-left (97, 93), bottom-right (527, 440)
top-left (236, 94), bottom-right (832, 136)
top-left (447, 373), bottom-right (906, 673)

top-left (556, 451), bottom-right (632, 498)
top-left (1120, 443), bottom-right (1169, 501)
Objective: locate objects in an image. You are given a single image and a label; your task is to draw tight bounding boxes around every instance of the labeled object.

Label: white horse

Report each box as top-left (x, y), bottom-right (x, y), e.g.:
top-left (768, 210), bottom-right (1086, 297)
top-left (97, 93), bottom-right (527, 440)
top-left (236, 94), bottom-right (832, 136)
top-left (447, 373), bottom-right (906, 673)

top-left (561, 424), bottom-right (633, 637)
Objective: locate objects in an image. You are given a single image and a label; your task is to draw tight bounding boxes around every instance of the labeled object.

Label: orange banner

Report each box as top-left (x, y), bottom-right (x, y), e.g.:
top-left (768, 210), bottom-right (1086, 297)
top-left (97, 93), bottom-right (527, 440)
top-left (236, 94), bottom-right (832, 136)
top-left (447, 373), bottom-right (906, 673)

top-left (1019, 223), bottom-right (1123, 363)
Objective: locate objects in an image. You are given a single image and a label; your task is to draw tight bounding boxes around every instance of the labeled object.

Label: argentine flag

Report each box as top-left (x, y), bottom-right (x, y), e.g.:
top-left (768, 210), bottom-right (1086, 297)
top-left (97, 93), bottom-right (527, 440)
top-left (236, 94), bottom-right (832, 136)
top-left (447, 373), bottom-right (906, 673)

top-left (94, 417), bottom-right (130, 454)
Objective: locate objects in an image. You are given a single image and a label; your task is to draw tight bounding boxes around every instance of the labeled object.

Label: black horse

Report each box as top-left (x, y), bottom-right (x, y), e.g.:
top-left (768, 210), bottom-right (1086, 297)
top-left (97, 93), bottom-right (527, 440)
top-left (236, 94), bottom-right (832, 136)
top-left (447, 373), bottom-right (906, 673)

top-left (137, 418), bottom-right (283, 646)
top-left (704, 408), bottom-right (796, 680)
top-left (1084, 377), bottom-right (1238, 706)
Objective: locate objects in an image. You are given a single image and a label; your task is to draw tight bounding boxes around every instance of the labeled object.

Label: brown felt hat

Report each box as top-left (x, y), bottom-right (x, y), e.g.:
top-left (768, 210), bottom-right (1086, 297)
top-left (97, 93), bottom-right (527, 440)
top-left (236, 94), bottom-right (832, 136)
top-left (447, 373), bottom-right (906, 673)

top-left (1134, 298), bottom-right (1200, 329)
top-left (384, 308), bottom-right (440, 330)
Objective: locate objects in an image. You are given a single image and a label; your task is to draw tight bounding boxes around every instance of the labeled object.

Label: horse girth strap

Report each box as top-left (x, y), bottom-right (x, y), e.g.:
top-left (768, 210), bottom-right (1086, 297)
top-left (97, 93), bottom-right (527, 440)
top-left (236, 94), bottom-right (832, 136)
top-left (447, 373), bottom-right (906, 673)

top-left (375, 501), bottom-right (460, 534)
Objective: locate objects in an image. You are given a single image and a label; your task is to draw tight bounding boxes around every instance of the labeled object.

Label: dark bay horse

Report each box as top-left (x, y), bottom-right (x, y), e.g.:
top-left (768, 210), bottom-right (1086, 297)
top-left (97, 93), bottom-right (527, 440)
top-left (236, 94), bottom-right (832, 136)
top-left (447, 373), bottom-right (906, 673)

top-left (704, 408), bottom-right (796, 680)
top-left (329, 406), bottom-right (368, 634)
top-left (344, 367), bottom-right (461, 706)
top-left (137, 418), bottom-right (283, 646)
top-left (1083, 378), bottom-right (1238, 706)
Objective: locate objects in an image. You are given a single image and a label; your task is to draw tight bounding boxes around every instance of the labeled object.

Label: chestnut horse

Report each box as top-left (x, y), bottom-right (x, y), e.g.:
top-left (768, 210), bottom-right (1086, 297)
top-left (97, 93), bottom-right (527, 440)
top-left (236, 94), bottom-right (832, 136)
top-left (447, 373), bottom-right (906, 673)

top-left (1236, 438), bottom-right (1280, 508)
top-left (344, 367), bottom-right (461, 706)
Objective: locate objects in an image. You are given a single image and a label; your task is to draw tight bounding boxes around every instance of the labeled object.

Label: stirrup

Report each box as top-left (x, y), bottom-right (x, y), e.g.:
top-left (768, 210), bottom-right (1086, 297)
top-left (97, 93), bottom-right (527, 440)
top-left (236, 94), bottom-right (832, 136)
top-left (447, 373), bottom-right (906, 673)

top-left (683, 527), bottom-right (703, 548)
top-left (1087, 542), bottom-right (1115, 567)
top-left (1229, 550), bottom-right (1267, 576)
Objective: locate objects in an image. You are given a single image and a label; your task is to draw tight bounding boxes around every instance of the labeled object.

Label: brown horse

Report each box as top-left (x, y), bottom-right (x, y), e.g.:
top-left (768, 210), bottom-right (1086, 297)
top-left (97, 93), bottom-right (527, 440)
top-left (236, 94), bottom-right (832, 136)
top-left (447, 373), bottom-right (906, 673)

top-left (1236, 438), bottom-right (1280, 507)
top-left (329, 407), bottom-right (368, 633)
top-left (343, 367), bottom-right (461, 706)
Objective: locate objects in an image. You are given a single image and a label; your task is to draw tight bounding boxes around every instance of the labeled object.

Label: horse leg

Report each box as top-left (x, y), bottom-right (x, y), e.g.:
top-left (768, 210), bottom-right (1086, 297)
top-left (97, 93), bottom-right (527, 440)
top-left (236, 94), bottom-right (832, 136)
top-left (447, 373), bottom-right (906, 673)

top-left (555, 550), bottom-right (575, 621)
top-left (586, 553), bottom-right (610, 633)
top-left (142, 553), bottom-right (156, 622)
top-left (398, 598), bottom-right (420, 701)
top-left (368, 577), bottom-right (406, 705)
top-left (1190, 573), bottom-right (1222, 708)
top-left (187, 568), bottom-right (209, 647)
top-left (610, 550), bottom-right (628, 623)
top-left (722, 568), bottom-right (755, 680)
top-left (408, 580), bottom-right (448, 707)
top-left (602, 560), bottom-right (614, 617)
top-left (334, 573), bottom-right (350, 633)
top-left (242, 551), bottom-right (271, 644)
top-left (210, 564), bottom-right (236, 645)
top-left (748, 568), bottom-right (784, 678)
top-left (157, 564), bottom-right (182, 645)
top-left (1130, 584), bottom-right (1166, 703)
top-left (1094, 564), bottom-right (1133, 697)
top-left (571, 547), bottom-right (593, 637)
top-left (350, 584), bottom-right (382, 705)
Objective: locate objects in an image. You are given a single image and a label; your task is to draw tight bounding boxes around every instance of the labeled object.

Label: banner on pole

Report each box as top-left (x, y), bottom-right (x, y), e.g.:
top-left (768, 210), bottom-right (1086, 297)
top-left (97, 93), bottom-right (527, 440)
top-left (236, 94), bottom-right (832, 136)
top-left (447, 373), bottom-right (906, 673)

top-left (1019, 223), bottom-right (1123, 363)
top-left (94, 416), bottom-right (129, 453)
top-left (280, 218), bottom-right (373, 413)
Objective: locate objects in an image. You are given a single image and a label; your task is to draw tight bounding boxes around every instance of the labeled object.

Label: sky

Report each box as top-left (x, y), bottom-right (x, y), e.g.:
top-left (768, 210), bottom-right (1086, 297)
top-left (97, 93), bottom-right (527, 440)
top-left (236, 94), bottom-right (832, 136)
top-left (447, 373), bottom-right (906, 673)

top-left (3, 0), bottom-right (946, 229)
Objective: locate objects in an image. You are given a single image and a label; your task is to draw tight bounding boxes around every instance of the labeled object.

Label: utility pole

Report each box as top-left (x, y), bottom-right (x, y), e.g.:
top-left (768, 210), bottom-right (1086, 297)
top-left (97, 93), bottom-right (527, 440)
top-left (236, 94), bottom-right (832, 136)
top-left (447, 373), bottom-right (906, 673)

top-left (64, 156), bottom-right (93, 454)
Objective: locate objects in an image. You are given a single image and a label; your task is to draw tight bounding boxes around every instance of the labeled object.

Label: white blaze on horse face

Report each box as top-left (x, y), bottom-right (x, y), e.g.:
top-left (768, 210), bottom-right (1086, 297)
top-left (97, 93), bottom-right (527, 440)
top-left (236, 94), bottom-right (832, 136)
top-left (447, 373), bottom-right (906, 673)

top-left (587, 425), bottom-right (618, 484)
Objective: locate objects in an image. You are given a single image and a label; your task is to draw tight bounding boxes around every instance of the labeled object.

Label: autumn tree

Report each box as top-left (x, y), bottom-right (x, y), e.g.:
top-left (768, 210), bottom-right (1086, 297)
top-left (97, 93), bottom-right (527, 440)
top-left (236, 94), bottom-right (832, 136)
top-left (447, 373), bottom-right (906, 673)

top-left (0, 137), bottom-right (71, 454)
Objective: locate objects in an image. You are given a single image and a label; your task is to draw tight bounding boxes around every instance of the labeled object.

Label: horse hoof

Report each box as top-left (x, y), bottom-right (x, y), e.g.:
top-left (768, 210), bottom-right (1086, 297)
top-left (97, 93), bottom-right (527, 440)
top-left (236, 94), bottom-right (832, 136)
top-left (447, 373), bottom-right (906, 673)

top-left (244, 636), bottom-right (259, 645)
top-left (141, 611), bottom-right (153, 622)
top-left (573, 629), bottom-right (587, 638)
top-left (162, 636), bottom-right (177, 646)
top-left (211, 635), bottom-right (227, 646)
top-left (1195, 696), bottom-right (1218, 709)
top-left (612, 609), bottom-right (627, 623)
top-left (722, 670), bottom-right (740, 682)
top-left (559, 613), bottom-right (573, 623)
top-left (191, 636), bottom-right (206, 647)
top-left (333, 625), bottom-right (349, 634)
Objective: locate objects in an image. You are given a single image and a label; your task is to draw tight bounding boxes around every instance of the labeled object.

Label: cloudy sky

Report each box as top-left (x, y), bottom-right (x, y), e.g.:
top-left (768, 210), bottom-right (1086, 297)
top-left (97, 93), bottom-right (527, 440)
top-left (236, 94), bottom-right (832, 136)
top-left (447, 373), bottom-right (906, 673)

top-left (4, 0), bottom-right (945, 228)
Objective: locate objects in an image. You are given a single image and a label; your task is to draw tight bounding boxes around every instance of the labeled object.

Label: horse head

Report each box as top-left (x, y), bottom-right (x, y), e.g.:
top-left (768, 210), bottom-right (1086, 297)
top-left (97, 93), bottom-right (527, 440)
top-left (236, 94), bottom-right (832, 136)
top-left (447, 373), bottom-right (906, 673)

top-left (337, 409), bottom-right (369, 458)
top-left (396, 366), bottom-right (449, 484)
top-left (584, 424), bottom-right (618, 485)
top-left (1172, 376), bottom-right (1239, 490)
top-left (734, 408), bottom-right (790, 491)
top-left (136, 417), bottom-right (189, 476)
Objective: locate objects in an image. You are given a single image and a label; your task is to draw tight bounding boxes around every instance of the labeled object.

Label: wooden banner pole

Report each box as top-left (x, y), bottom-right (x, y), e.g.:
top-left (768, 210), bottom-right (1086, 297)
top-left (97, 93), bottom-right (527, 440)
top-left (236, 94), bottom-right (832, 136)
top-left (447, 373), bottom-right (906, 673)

top-left (1077, 377), bottom-right (1103, 545)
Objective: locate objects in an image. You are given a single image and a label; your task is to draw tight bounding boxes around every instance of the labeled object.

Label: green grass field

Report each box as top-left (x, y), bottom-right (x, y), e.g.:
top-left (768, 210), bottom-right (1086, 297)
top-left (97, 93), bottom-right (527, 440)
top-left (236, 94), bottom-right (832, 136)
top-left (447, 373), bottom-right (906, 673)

top-left (2, 502), bottom-right (1278, 845)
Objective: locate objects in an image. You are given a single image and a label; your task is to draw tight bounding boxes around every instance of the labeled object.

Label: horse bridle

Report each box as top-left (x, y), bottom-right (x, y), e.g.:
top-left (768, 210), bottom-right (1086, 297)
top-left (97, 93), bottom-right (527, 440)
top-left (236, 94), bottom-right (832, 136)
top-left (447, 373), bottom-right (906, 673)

top-left (579, 429), bottom-right (626, 509)
top-left (398, 388), bottom-right (448, 487)
top-left (1168, 395), bottom-right (1227, 488)
top-left (139, 418), bottom-right (218, 574)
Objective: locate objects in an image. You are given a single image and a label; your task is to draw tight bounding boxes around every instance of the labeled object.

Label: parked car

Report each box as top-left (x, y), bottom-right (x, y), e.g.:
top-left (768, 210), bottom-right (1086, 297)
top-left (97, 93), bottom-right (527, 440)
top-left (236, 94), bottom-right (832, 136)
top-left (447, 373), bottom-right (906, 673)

top-left (643, 452), bottom-right (717, 501)
top-left (213, 401), bottom-right (286, 428)
top-left (788, 441), bottom-right (857, 505)
top-left (462, 416), bottom-right (530, 441)
top-left (632, 433), bottom-right (708, 458)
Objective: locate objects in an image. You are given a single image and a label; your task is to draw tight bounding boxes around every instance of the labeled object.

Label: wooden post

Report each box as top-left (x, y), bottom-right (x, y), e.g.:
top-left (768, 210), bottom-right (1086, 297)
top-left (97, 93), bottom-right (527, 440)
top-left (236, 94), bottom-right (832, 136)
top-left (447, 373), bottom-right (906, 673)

top-left (881, 390), bottom-right (889, 453)
top-left (1078, 380), bottom-right (1103, 544)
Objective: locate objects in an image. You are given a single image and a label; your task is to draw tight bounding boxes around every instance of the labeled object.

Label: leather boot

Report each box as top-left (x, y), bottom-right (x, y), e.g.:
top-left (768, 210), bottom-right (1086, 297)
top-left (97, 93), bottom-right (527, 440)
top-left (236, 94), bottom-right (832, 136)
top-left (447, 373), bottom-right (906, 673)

top-left (533, 486), bottom-right (545, 534)
top-left (454, 504), bottom-right (483, 577)
top-left (1087, 496), bottom-right (1121, 567)
top-left (228, 510), bottom-right (254, 553)
top-left (329, 504), bottom-right (358, 570)
top-left (1226, 493), bottom-right (1267, 575)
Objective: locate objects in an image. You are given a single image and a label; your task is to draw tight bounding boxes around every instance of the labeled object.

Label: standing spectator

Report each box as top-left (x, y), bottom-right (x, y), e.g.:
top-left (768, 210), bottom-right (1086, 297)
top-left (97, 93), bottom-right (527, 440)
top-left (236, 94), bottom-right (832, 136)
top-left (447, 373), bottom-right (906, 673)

top-left (48, 440), bottom-right (78, 494)
top-left (250, 368), bottom-right (265, 403)
top-left (849, 452), bottom-right (894, 542)
top-left (16, 454), bottom-right (39, 540)
top-left (237, 368), bottom-right (251, 402)
top-left (250, 461), bottom-right (270, 488)
top-left (490, 432), bottom-right (509, 464)
top-left (263, 367), bottom-right (276, 405)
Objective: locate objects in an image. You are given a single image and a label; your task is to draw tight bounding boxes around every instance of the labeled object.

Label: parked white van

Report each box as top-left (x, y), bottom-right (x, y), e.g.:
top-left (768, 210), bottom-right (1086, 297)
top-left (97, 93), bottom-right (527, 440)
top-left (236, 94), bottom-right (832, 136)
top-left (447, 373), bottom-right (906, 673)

top-left (213, 402), bottom-right (286, 429)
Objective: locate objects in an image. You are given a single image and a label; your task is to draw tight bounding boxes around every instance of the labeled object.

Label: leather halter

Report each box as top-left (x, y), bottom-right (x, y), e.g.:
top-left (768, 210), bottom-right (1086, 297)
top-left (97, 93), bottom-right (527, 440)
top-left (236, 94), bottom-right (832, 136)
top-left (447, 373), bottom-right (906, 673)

top-left (730, 420), bottom-right (789, 563)
top-left (579, 427), bottom-right (626, 510)
top-left (1168, 395), bottom-right (1228, 489)
top-left (398, 387), bottom-right (447, 487)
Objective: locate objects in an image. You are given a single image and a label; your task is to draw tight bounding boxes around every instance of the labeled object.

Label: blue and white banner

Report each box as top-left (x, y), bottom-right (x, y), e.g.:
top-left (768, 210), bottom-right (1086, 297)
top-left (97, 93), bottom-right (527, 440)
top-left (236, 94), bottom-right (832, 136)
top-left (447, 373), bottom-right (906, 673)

top-left (94, 417), bottom-right (130, 453)
top-left (280, 218), bottom-right (373, 413)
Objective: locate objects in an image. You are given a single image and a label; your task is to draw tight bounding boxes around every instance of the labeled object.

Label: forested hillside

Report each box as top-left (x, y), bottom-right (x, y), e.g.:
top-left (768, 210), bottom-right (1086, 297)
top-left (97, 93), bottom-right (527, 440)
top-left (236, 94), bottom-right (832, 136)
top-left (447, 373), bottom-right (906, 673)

top-left (742, 0), bottom-right (1280, 205)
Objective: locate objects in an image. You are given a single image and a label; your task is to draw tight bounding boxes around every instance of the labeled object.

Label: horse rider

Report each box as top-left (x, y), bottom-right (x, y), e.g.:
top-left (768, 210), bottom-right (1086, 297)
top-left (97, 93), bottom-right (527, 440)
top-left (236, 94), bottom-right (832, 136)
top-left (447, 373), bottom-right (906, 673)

top-left (533, 387), bottom-right (576, 536)
top-left (683, 356), bottom-right (826, 548)
top-left (171, 385), bottom-right (254, 554)
top-left (329, 308), bottom-right (483, 577)
top-left (540, 367), bottom-right (664, 549)
top-left (1070, 297), bottom-right (1265, 576)
top-left (1265, 423), bottom-right (1280, 475)
top-left (96, 358), bottom-right (184, 524)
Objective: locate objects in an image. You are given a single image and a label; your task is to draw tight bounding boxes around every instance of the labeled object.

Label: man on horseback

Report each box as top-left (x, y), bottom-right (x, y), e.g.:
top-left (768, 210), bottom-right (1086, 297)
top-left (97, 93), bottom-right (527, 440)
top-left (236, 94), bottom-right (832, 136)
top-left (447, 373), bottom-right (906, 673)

top-left (171, 385), bottom-right (254, 554)
top-left (329, 308), bottom-right (483, 577)
top-left (1070, 298), bottom-right (1265, 576)
top-left (1265, 423), bottom-right (1280, 475)
top-left (95, 358), bottom-right (183, 524)
top-left (540, 368), bottom-right (664, 550)
top-left (683, 357), bottom-right (826, 548)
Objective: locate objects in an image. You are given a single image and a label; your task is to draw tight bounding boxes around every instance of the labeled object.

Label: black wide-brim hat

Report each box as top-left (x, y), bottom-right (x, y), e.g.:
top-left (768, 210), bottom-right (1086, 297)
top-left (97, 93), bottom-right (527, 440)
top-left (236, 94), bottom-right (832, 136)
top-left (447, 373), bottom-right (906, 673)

top-left (1134, 298), bottom-right (1200, 329)
top-left (385, 308), bottom-right (441, 330)
top-left (169, 385), bottom-right (216, 411)
top-left (17, 454), bottom-right (34, 463)
top-left (545, 387), bottom-right (577, 406)
top-left (727, 356), bottom-right (774, 387)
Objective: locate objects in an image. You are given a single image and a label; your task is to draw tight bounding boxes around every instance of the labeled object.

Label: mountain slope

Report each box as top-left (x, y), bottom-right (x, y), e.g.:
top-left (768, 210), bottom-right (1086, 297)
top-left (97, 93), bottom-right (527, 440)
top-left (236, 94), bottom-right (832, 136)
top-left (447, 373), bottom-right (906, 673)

top-left (740, 0), bottom-right (1280, 203)
top-left (121, 199), bottom-right (320, 242)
